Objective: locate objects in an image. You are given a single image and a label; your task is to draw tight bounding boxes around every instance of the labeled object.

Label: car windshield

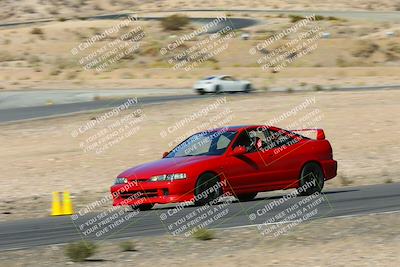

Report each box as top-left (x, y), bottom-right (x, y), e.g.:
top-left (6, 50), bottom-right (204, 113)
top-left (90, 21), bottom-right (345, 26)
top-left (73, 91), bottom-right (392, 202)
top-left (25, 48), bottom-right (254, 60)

top-left (202, 76), bottom-right (215, 80)
top-left (166, 130), bottom-right (237, 158)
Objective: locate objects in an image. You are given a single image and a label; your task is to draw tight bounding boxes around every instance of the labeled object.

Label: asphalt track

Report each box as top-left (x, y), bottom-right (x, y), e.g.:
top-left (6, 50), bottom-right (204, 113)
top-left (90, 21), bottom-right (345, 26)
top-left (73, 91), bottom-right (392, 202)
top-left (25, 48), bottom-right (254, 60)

top-left (1, 182), bottom-right (399, 251)
top-left (2, 84), bottom-right (400, 124)
top-left (0, 94), bottom-right (210, 123)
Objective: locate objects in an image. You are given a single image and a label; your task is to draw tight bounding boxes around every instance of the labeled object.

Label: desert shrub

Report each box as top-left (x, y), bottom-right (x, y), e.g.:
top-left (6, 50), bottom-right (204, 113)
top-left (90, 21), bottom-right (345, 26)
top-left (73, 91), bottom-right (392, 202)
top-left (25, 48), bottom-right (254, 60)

top-left (314, 15), bottom-right (325, 21)
top-left (192, 228), bottom-right (214, 241)
top-left (161, 14), bottom-right (190, 31)
top-left (289, 14), bottom-right (305, 23)
top-left (28, 55), bottom-right (41, 65)
top-left (387, 42), bottom-right (400, 54)
top-left (384, 178), bottom-right (393, 184)
top-left (0, 52), bottom-right (16, 62)
top-left (339, 173), bottom-right (353, 186)
top-left (23, 6), bottom-right (36, 14)
top-left (50, 69), bottom-right (61, 76)
top-left (327, 16), bottom-right (339, 21)
top-left (64, 241), bottom-right (96, 262)
top-left (352, 41), bottom-right (379, 58)
top-left (313, 85), bottom-right (323, 91)
top-left (119, 240), bottom-right (135, 251)
top-left (31, 28), bottom-right (43, 35)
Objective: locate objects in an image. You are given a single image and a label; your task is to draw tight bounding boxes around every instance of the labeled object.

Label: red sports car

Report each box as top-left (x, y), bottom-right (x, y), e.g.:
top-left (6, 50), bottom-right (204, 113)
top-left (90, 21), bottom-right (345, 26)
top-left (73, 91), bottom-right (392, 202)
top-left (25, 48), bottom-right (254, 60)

top-left (111, 125), bottom-right (337, 210)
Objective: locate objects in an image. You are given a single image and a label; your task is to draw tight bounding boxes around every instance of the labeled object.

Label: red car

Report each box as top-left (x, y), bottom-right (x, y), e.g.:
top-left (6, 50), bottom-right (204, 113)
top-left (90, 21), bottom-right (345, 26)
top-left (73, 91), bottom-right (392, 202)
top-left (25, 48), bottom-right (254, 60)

top-left (111, 125), bottom-right (337, 210)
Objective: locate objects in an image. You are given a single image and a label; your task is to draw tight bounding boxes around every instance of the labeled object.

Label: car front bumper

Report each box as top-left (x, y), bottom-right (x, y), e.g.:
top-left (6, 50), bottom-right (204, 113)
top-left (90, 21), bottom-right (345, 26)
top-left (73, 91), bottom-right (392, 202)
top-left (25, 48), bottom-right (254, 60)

top-left (110, 180), bottom-right (194, 206)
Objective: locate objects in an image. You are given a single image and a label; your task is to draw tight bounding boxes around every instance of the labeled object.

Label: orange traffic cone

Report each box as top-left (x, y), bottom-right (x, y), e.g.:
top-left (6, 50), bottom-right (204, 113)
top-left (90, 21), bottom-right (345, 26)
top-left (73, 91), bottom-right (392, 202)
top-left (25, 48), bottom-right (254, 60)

top-left (51, 192), bottom-right (62, 216)
top-left (62, 191), bottom-right (74, 215)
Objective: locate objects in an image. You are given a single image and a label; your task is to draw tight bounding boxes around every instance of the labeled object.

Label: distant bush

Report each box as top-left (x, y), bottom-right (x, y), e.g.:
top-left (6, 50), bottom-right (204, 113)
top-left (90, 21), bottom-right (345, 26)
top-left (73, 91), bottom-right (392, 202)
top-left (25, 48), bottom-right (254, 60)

top-left (119, 240), bottom-right (135, 251)
top-left (30, 28), bottom-right (43, 35)
top-left (352, 41), bottom-right (379, 58)
top-left (384, 178), bottom-right (393, 184)
top-left (161, 14), bottom-right (190, 31)
top-left (192, 228), bottom-right (214, 240)
top-left (64, 241), bottom-right (97, 262)
top-left (314, 15), bottom-right (325, 21)
top-left (313, 85), bottom-right (323, 91)
top-left (286, 87), bottom-right (294, 93)
top-left (289, 14), bottom-right (305, 23)
top-left (327, 16), bottom-right (339, 21)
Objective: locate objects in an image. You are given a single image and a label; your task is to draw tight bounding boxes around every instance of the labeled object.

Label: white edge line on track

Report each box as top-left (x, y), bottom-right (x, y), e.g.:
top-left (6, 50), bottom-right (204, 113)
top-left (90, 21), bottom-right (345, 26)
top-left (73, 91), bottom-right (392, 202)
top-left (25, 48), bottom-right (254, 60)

top-left (215, 209), bottom-right (400, 231)
top-left (2, 209), bottom-right (400, 252)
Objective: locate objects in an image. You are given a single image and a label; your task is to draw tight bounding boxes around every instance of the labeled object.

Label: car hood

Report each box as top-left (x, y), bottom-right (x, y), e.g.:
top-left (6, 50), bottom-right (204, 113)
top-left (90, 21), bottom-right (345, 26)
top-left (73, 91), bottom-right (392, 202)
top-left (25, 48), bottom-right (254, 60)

top-left (118, 155), bottom-right (217, 180)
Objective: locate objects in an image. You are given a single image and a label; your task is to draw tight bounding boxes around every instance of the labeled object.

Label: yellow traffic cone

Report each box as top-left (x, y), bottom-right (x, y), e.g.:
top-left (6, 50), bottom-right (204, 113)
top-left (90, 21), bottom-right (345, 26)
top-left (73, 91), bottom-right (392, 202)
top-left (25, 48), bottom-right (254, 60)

top-left (62, 191), bottom-right (74, 215)
top-left (51, 192), bottom-right (62, 216)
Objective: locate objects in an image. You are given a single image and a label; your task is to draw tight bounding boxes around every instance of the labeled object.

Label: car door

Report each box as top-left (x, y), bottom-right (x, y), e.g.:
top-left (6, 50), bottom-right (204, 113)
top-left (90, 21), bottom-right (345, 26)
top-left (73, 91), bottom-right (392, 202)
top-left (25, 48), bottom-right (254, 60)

top-left (221, 129), bottom-right (269, 194)
top-left (260, 128), bottom-right (306, 188)
top-left (220, 76), bottom-right (236, 92)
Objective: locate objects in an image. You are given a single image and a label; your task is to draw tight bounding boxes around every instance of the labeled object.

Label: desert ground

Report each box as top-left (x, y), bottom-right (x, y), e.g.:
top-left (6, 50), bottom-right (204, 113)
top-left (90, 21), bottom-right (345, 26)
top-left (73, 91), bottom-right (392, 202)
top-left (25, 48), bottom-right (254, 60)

top-left (1, 8), bottom-right (400, 91)
top-left (1, 211), bottom-right (399, 266)
top-left (0, 89), bottom-right (399, 221)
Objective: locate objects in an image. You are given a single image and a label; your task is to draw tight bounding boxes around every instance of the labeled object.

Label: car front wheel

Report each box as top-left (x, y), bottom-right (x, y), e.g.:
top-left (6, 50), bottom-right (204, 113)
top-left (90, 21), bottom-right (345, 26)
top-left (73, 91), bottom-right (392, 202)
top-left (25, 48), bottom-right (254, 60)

top-left (194, 172), bottom-right (222, 206)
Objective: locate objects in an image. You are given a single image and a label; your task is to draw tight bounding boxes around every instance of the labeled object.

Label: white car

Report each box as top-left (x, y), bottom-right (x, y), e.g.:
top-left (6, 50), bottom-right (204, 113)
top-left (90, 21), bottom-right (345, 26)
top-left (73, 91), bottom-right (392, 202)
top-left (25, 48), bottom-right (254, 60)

top-left (193, 75), bottom-right (253, 95)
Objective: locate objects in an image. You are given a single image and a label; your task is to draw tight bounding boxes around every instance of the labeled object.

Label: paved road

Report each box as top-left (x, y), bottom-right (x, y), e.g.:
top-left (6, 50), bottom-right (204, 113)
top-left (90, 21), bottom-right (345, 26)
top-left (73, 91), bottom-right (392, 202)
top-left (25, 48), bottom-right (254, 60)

top-left (2, 84), bottom-right (400, 124)
top-left (1, 183), bottom-right (399, 251)
top-left (0, 94), bottom-right (211, 123)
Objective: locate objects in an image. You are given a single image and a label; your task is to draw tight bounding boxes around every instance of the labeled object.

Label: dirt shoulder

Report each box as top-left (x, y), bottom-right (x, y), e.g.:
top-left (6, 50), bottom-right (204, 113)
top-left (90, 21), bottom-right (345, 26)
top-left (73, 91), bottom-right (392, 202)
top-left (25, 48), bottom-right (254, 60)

top-left (1, 211), bottom-right (399, 266)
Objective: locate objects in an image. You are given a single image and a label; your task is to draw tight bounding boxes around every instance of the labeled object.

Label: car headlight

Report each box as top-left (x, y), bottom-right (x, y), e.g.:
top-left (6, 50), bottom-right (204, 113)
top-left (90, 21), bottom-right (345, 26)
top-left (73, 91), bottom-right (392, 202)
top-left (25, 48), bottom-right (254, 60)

top-left (115, 177), bottom-right (128, 184)
top-left (149, 173), bottom-right (187, 182)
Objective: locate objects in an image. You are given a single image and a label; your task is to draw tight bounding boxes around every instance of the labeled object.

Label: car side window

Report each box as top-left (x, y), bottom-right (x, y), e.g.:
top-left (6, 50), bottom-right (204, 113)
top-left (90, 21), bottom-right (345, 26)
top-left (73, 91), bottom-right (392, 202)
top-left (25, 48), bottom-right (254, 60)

top-left (233, 130), bottom-right (267, 153)
top-left (216, 134), bottom-right (232, 149)
top-left (264, 129), bottom-right (301, 149)
top-left (222, 76), bottom-right (233, 81)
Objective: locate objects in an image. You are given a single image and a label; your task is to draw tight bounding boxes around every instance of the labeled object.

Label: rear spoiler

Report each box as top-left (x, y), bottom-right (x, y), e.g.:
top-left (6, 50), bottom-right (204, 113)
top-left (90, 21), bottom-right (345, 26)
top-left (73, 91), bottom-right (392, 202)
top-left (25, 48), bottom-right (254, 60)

top-left (290, 128), bottom-right (325, 140)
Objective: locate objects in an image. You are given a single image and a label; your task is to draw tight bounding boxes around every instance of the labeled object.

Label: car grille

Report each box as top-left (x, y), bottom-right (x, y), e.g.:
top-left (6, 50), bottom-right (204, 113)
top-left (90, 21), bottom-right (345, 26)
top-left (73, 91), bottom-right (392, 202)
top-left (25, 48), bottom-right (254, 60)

top-left (119, 189), bottom-right (158, 199)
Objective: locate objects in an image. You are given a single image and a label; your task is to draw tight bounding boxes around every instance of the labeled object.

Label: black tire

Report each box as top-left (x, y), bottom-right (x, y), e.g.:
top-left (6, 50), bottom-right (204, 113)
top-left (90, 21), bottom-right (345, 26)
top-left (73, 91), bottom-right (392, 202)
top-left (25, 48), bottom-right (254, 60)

top-left (298, 162), bottom-right (324, 196)
top-left (197, 89), bottom-right (205, 95)
top-left (194, 172), bottom-right (222, 206)
top-left (244, 84), bottom-right (252, 93)
top-left (236, 192), bottom-right (257, 202)
top-left (133, 204), bottom-right (154, 211)
top-left (214, 85), bottom-right (222, 94)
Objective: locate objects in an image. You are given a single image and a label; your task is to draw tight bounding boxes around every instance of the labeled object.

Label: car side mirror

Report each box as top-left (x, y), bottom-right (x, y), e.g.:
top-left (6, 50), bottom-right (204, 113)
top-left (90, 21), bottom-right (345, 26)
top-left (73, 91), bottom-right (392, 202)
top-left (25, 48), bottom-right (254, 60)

top-left (231, 146), bottom-right (246, 156)
top-left (162, 151), bottom-right (169, 158)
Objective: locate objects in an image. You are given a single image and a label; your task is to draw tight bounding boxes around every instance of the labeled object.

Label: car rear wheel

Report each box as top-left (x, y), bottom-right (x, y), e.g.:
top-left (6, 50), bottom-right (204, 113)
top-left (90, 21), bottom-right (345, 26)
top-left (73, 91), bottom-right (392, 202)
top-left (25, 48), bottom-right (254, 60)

top-left (236, 192), bottom-right (257, 202)
top-left (133, 204), bottom-right (154, 211)
top-left (298, 162), bottom-right (324, 196)
top-left (194, 172), bottom-right (222, 206)
top-left (214, 85), bottom-right (221, 94)
top-left (244, 84), bottom-right (252, 93)
top-left (197, 89), bottom-right (205, 95)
